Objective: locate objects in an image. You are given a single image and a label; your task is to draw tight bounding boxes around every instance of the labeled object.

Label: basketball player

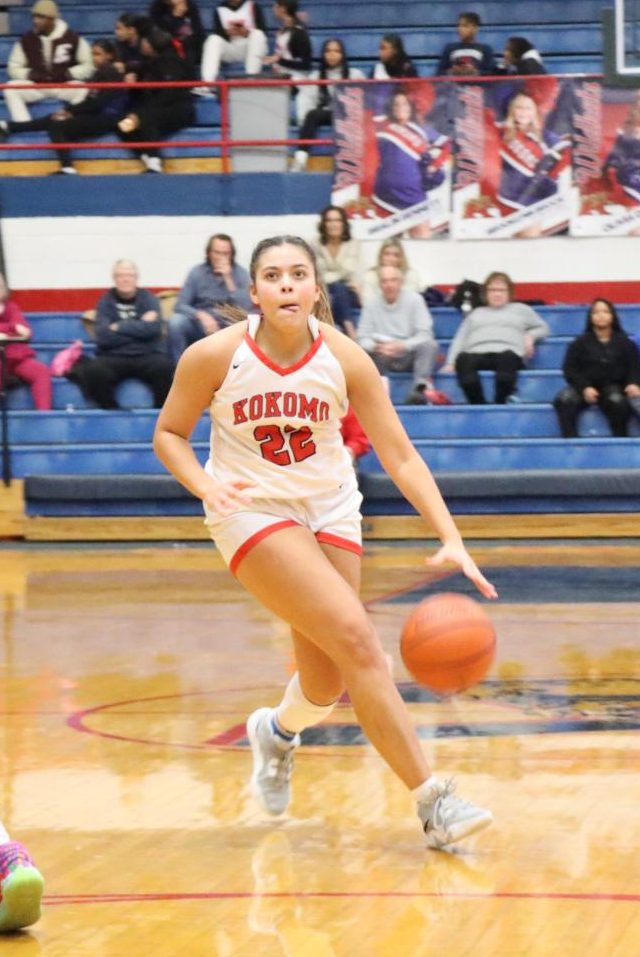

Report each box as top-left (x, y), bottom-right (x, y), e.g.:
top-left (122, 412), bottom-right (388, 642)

top-left (154, 235), bottom-right (496, 848)
top-left (0, 827), bottom-right (43, 932)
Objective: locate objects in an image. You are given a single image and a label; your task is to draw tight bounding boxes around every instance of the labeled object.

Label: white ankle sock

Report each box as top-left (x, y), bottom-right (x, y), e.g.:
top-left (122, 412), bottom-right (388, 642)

top-left (0, 823), bottom-right (10, 844)
top-left (275, 672), bottom-right (337, 735)
top-left (411, 775), bottom-right (441, 806)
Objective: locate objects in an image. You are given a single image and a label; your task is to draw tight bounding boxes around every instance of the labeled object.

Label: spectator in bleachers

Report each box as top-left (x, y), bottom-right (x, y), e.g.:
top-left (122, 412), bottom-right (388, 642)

top-left (149, 0), bottom-right (206, 78)
top-left (167, 234), bottom-right (252, 365)
top-left (372, 89), bottom-right (450, 239)
top-left (79, 260), bottom-right (173, 410)
top-left (0, 274), bottom-right (52, 410)
top-left (357, 264), bottom-right (438, 404)
top-left (117, 25), bottom-right (195, 173)
top-left (435, 11), bottom-right (496, 77)
top-left (114, 13), bottom-right (148, 78)
top-left (361, 238), bottom-right (422, 304)
top-left (291, 38), bottom-right (364, 172)
top-left (500, 36), bottom-right (546, 75)
top-left (0, 40), bottom-right (128, 175)
top-left (442, 271), bottom-right (549, 404)
top-left (4, 0), bottom-right (93, 123)
top-left (200, 0), bottom-right (268, 86)
top-left (553, 298), bottom-right (640, 437)
top-left (371, 33), bottom-right (417, 80)
top-left (264, 0), bottom-right (312, 122)
top-left (312, 206), bottom-right (360, 339)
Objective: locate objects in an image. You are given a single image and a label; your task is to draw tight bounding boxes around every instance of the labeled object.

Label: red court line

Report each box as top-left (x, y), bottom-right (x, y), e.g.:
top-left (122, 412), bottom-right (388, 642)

top-left (43, 889), bottom-right (639, 905)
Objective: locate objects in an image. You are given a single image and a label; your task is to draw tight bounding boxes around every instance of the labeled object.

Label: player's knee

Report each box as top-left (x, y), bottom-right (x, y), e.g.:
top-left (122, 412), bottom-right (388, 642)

top-left (335, 616), bottom-right (385, 671)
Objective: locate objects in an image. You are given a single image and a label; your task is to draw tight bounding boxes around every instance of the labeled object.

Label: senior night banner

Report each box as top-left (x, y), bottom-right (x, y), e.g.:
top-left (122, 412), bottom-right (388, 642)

top-left (331, 80), bottom-right (454, 240)
top-left (451, 77), bottom-right (573, 239)
top-left (571, 83), bottom-right (640, 236)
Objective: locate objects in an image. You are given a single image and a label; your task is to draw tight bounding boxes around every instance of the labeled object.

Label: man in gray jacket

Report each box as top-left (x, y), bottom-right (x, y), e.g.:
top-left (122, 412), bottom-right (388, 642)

top-left (357, 265), bottom-right (439, 404)
top-left (167, 233), bottom-right (252, 366)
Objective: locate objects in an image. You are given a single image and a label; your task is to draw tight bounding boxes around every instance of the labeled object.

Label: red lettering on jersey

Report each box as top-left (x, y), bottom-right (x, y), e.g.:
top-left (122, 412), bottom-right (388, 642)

top-left (233, 399), bottom-right (248, 424)
top-left (234, 392), bottom-right (329, 425)
top-left (249, 395), bottom-right (264, 420)
top-left (264, 391), bottom-right (283, 417)
top-left (297, 394), bottom-right (319, 421)
top-left (282, 392), bottom-right (297, 416)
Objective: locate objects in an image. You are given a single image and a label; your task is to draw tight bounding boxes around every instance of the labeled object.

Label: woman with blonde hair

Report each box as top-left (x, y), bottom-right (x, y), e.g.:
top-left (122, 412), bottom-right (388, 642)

top-left (361, 238), bottom-right (422, 304)
top-left (497, 92), bottom-right (569, 234)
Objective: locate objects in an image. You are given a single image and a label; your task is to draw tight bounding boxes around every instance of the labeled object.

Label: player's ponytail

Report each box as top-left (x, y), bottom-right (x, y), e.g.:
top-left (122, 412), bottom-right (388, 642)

top-left (314, 284), bottom-right (335, 326)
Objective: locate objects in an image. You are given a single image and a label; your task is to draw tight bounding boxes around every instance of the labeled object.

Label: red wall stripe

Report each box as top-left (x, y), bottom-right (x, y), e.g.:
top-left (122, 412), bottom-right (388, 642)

top-left (12, 281), bottom-right (640, 312)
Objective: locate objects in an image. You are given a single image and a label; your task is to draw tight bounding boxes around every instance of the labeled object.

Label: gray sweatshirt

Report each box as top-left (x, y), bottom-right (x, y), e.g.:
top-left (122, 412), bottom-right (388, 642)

top-left (357, 289), bottom-right (434, 353)
top-left (445, 302), bottom-right (549, 365)
top-left (175, 261), bottom-right (252, 321)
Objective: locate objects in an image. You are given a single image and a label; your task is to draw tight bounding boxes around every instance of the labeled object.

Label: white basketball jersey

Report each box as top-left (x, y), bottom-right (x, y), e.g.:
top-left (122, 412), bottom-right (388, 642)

top-left (207, 314), bottom-right (358, 500)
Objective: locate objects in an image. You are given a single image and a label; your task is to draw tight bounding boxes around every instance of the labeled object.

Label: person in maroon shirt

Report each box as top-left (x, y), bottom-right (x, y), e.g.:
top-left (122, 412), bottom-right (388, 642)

top-left (0, 275), bottom-right (52, 410)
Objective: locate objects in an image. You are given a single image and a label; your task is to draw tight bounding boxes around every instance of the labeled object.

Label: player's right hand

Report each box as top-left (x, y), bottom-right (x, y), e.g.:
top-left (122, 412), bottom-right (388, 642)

top-left (203, 480), bottom-right (255, 516)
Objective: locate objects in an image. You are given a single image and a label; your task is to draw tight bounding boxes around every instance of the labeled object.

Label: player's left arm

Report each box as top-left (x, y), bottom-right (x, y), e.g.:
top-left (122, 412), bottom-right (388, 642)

top-left (326, 328), bottom-right (497, 598)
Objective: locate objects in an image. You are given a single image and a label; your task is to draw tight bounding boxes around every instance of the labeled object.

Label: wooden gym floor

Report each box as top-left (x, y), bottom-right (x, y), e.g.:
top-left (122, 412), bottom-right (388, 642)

top-left (0, 539), bottom-right (639, 956)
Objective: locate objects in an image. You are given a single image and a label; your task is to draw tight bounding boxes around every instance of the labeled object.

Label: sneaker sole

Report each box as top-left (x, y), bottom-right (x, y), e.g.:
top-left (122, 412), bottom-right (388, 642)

top-left (425, 810), bottom-right (493, 849)
top-left (0, 866), bottom-right (44, 932)
top-left (246, 708), bottom-right (286, 816)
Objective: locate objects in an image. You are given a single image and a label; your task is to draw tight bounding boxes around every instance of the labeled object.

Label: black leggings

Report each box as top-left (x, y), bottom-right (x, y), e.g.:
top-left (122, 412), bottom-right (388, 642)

top-left (298, 106), bottom-right (332, 153)
top-left (455, 350), bottom-right (523, 404)
top-left (553, 384), bottom-right (631, 437)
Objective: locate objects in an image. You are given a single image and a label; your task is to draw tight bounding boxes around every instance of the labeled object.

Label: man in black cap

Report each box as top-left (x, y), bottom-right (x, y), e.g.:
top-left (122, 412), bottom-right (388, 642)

top-left (4, 1), bottom-right (93, 122)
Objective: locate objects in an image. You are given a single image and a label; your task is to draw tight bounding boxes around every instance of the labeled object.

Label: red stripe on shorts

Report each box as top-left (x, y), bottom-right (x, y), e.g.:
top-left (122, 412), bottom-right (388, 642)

top-left (229, 519), bottom-right (301, 575)
top-left (315, 532), bottom-right (363, 555)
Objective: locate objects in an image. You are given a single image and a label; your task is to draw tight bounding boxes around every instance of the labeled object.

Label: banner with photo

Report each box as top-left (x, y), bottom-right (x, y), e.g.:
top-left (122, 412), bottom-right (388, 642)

top-left (451, 76), bottom-right (573, 239)
top-left (331, 80), bottom-right (455, 240)
top-left (331, 77), bottom-right (640, 241)
top-left (571, 82), bottom-right (640, 237)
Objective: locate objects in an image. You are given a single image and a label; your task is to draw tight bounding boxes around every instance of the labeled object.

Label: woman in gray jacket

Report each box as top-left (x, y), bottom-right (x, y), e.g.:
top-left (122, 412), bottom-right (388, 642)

top-left (442, 271), bottom-right (549, 403)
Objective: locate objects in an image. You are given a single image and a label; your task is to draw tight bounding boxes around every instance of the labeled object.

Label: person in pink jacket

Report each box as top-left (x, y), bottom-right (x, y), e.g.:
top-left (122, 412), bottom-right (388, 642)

top-left (0, 274), bottom-right (52, 410)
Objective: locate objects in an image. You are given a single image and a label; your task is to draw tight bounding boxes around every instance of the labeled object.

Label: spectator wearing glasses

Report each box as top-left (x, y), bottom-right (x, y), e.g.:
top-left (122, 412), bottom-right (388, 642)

top-left (442, 271), bottom-right (549, 404)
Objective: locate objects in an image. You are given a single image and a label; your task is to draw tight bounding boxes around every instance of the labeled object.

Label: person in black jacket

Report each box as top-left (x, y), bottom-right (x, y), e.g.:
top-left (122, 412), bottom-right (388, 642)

top-left (553, 298), bottom-right (640, 437)
top-left (148, 0), bottom-right (205, 77)
top-left (80, 260), bottom-right (174, 409)
top-left (0, 39), bottom-right (128, 174)
top-left (370, 33), bottom-right (418, 80)
top-left (117, 25), bottom-right (195, 172)
top-left (265, 0), bottom-right (311, 78)
top-left (500, 36), bottom-right (546, 75)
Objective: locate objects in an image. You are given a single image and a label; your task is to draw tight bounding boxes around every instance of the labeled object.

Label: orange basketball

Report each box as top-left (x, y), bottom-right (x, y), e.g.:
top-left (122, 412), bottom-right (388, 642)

top-left (400, 593), bottom-right (496, 695)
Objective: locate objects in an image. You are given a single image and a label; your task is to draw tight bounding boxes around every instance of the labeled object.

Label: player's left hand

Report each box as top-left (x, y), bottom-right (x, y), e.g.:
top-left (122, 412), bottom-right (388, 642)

top-left (427, 543), bottom-right (498, 600)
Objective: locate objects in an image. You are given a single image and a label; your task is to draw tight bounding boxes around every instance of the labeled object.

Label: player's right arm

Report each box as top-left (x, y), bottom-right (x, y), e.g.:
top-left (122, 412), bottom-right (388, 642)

top-left (153, 324), bottom-right (254, 515)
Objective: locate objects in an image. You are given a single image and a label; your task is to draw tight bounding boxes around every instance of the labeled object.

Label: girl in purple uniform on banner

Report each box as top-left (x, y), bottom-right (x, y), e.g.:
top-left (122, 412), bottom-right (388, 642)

top-left (372, 90), bottom-right (450, 238)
